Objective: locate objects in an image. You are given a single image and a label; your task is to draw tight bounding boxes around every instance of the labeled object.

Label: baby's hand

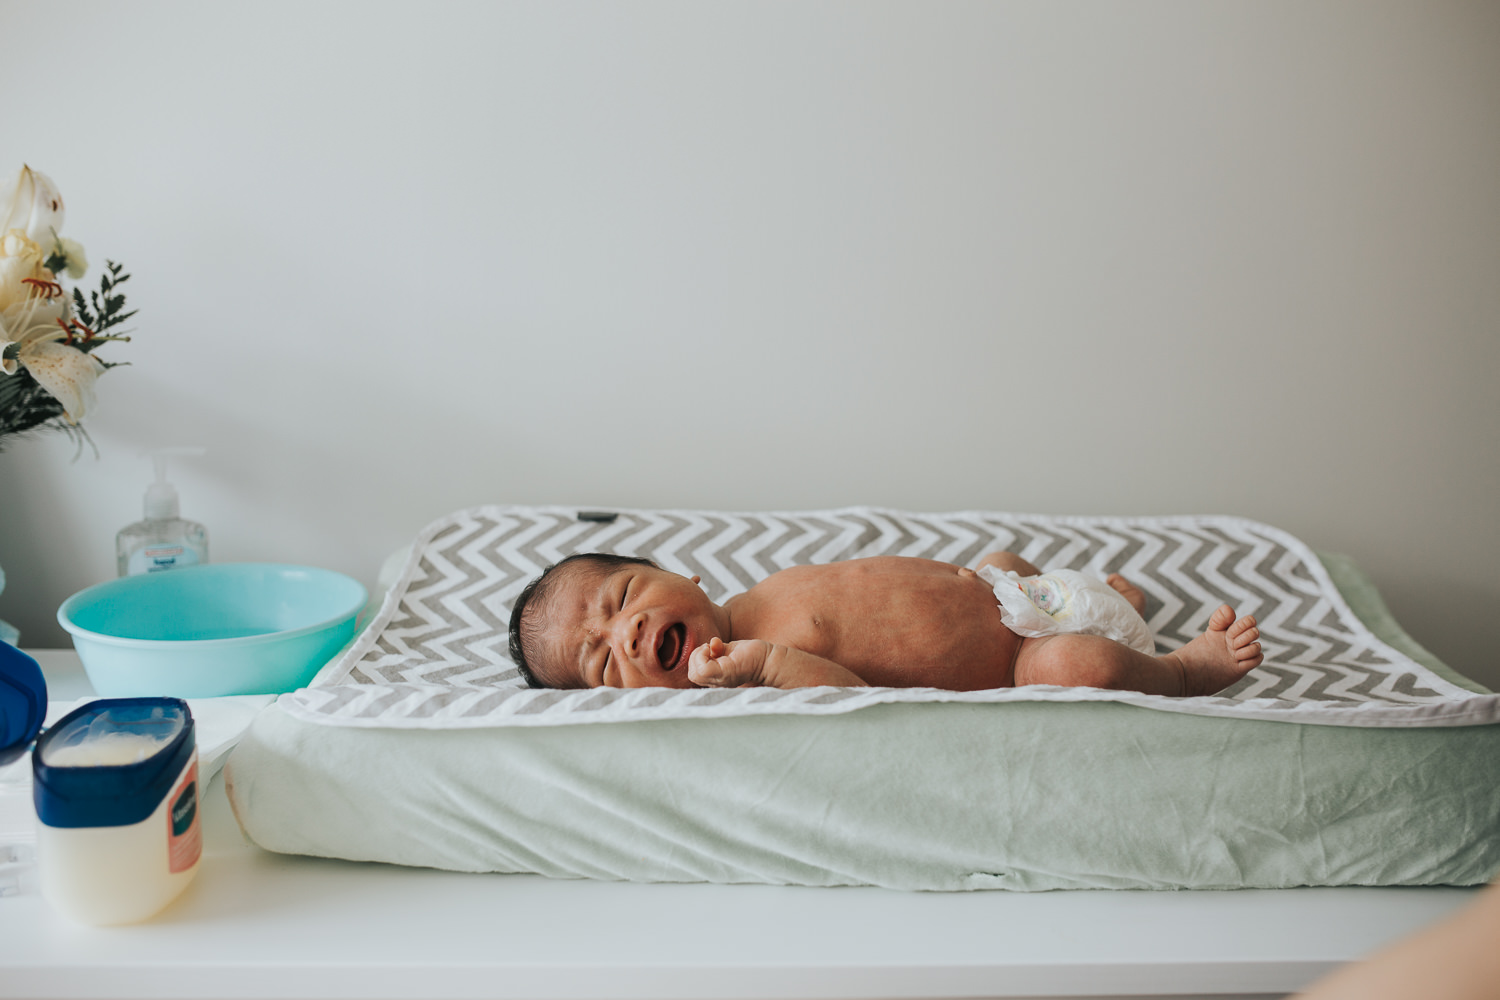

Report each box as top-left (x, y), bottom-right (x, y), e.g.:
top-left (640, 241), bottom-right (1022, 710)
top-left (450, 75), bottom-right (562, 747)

top-left (688, 637), bottom-right (773, 688)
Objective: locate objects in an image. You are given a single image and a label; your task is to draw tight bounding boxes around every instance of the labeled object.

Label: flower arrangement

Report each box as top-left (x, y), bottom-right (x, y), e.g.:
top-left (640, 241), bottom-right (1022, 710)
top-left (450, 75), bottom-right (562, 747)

top-left (0, 165), bottom-right (133, 452)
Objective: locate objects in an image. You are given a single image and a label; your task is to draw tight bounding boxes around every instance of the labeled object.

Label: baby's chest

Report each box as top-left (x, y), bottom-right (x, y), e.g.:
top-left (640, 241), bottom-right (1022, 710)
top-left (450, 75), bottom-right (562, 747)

top-left (751, 570), bottom-right (1013, 678)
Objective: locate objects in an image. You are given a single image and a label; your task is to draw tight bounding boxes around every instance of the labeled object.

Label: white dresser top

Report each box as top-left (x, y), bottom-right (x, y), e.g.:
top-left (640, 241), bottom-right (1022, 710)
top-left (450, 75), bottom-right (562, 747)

top-left (0, 651), bottom-right (1477, 1000)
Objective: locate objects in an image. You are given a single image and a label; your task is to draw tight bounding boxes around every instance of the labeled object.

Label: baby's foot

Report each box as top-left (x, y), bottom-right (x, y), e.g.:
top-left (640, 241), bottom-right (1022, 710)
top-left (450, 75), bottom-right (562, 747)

top-left (1167, 605), bottom-right (1263, 696)
top-left (1106, 573), bottom-right (1147, 616)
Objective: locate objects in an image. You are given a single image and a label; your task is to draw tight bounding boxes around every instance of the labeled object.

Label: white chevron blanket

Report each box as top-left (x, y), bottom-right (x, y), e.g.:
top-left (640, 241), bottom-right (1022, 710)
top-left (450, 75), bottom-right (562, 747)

top-left (282, 506), bottom-right (1500, 729)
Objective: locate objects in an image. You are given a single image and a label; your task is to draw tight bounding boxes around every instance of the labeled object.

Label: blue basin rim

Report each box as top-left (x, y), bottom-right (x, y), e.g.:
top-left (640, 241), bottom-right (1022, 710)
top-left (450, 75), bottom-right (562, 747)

top-left (57, 564), bottom-right (368, 647)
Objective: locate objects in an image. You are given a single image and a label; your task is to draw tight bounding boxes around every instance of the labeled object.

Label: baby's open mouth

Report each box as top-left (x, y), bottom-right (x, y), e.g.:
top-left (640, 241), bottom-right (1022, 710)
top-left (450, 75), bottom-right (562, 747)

top-left (657, 624), bottom-right (686, 672)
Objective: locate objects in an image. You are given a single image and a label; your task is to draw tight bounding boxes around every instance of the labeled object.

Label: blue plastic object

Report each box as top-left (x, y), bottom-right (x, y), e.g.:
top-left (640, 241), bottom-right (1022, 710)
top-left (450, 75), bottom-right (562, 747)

top-left (0, 642), bottom-right (47, 768)
top-left (33, 698), bottom-right (195, 828)
top-left (57, 563), bottom-right (367, 698)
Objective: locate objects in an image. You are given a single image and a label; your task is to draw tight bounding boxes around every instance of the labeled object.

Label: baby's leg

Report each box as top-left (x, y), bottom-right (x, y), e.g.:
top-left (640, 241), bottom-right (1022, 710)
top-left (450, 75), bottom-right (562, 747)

top-left (1012, 605), bottom-right (1262, 696)
top-left (1105, 573), bottom-right (1147, 617)
top-left (976, 551), bottom-right (1042, 577)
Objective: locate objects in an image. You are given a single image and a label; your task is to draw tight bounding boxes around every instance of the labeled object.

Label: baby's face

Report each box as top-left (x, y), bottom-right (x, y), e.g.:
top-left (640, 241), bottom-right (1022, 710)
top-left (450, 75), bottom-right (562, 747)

top-left (534, 562), bottom-right (725, 689)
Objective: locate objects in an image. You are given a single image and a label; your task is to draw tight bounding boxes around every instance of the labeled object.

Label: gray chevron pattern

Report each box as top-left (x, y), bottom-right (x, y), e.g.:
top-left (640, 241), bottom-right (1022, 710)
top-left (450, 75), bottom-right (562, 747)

top-left (287, 506), bottom-right (1498, 729)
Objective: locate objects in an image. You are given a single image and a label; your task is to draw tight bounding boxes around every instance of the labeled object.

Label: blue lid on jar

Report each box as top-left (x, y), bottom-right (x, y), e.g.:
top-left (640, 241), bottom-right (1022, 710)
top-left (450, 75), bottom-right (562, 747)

top-left (32, 698), bottom-right (195, 829)
top-left (0, 642), bottom-right (47, 768)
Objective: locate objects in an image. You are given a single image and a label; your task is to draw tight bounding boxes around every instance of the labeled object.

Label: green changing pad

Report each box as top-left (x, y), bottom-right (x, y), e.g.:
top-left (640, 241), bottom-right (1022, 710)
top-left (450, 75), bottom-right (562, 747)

top-left (226, 514), bottom-right (1500, 891)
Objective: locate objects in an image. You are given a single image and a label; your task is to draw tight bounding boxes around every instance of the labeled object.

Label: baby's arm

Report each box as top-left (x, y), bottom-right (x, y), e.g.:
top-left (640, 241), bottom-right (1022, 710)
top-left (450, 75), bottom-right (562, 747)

top-left (689, 637), bottom-right (869, 689)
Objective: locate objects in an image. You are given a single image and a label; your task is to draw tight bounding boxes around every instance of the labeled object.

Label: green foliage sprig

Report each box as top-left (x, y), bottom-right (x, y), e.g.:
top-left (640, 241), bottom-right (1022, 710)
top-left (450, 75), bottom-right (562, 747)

top-left (70, 260), bottom-right (136, 348)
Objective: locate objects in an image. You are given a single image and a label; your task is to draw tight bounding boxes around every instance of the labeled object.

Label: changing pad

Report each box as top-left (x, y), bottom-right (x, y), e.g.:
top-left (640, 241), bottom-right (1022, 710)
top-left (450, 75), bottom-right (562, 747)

top-left (228, 506), bottom-right (1500, 891)
top-left (285, 506), bottom-right (1498, 728)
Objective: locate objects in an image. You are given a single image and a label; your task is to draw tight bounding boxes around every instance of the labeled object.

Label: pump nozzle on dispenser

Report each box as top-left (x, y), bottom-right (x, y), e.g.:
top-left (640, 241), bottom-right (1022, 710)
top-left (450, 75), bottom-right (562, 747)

top-left (117, 448), bottom-right (209, 577)
top-left (141, 447), bottom-right (204, 521)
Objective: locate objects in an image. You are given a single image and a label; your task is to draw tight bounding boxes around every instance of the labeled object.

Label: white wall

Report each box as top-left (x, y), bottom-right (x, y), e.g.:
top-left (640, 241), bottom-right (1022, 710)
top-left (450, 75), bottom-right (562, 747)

top-left (2, 1), bottom-right (1497, 688)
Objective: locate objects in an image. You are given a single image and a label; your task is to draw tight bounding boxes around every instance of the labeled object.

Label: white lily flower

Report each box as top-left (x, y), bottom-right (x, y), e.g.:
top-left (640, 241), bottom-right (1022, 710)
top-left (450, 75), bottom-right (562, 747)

top-left (0, 229), bottom-right (52, 313)
top-left (0, 291), bottom-right (66, 374)
top-left (0, 289), bottom-right (103, 423)
top-left (0, 166), bottom-right (66, 248)
top-left (15, 338), bottom-right (103, 421)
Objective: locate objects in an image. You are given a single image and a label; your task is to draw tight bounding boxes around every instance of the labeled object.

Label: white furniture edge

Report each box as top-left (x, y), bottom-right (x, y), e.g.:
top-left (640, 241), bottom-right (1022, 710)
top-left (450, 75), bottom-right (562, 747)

top-left (0, 650), bottom-right (1478, 1000)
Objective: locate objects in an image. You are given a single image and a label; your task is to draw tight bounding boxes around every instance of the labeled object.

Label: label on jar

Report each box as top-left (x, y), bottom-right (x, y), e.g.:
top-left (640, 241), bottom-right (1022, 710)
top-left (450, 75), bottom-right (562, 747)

top-left (167, 760), bottom-right (201, 874)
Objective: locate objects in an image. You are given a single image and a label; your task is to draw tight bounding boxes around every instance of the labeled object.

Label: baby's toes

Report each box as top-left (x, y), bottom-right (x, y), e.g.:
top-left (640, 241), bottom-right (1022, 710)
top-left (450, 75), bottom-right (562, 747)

top-left (1226, 616), bottom-right (1262, 666)
top-left (1234, 629), bottom-right (1263, 667)
top-left (1208, 604), bottom-right (1237, 631)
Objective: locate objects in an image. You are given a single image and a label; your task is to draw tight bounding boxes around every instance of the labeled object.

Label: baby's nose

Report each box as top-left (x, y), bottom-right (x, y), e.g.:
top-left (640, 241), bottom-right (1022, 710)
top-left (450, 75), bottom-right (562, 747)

top-left (615, 613), bottom-right (647, 657)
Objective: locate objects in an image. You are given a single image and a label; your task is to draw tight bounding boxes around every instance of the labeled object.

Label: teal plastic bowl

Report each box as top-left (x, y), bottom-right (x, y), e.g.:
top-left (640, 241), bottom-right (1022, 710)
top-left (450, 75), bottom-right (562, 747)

top-left (57, 563), bottom-right (368, 698)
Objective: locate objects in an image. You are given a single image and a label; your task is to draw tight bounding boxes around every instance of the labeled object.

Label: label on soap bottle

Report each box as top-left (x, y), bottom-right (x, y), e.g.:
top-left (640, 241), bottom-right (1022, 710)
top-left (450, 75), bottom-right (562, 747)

top-left (127, 544), bottom-right (202, 576)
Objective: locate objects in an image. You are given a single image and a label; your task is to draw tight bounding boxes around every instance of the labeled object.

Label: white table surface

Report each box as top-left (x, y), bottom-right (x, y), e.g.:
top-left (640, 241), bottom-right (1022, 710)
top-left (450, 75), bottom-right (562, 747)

top-left (0, 650), bottom-right (1479, 1000)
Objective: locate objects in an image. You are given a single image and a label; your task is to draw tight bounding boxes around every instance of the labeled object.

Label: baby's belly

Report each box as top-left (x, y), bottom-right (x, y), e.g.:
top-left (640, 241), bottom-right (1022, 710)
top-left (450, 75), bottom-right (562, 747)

top-left (820, 574), bottom-right (1022, 690)
top-left (852, 626), bottom-right (1020, 690)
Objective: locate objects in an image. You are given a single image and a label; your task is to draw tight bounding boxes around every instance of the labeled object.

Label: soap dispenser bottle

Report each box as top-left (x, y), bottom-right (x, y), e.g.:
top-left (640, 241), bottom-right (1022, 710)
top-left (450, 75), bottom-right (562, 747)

top-left (117, 448), bottom-right (209, 577)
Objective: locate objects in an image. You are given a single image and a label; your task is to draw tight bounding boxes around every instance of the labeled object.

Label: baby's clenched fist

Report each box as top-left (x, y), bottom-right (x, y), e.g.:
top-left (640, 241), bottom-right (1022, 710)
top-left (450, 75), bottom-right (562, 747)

top-left (688, 637), bottom-right (773, 688)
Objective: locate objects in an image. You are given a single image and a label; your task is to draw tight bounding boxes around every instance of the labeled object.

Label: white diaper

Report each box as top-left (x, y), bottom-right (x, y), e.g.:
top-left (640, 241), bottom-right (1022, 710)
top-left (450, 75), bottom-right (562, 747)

top-left (977, 566), bottom-right (1156, 655)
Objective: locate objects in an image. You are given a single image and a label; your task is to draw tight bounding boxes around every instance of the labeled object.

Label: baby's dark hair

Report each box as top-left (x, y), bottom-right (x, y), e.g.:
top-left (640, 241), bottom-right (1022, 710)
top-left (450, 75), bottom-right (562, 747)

top-left (508, 552), bottom-right (658, 688)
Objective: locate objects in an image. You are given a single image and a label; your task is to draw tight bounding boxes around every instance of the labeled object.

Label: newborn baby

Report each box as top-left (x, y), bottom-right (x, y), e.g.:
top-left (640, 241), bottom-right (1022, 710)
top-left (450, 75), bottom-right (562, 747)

top-left (508, 551), bottom-right (1263, 695)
